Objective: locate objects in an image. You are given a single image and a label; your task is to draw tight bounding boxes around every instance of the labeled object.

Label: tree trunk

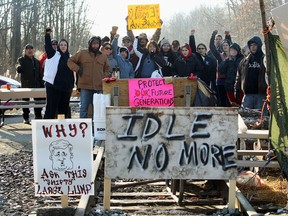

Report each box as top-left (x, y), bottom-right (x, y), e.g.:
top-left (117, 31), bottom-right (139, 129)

top-left (259, 0), bottom-right (270, 85)
top-left (10, 0), bottom-right (22, 78)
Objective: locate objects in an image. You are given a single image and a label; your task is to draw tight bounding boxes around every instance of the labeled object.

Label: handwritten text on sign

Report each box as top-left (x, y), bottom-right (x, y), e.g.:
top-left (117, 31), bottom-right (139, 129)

top-left (128, 4), bottom-right (161, 30)
top-left (129, 78), bottom-right (174, 107)
top-left (32, 119), bottom-right (93, 196)
top-left (105, 107), bottom-right (238, 180)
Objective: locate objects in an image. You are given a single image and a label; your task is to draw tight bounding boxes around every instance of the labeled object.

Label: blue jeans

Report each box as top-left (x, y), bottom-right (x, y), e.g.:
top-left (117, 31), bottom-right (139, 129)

top-left (80, 89), bottom-right (102, 118)
top-left (242, 94), bottom-right (268, 115)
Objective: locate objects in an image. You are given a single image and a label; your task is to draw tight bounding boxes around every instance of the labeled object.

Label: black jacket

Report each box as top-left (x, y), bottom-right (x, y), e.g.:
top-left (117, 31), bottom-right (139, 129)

top-left (16, 55), bottom-right (43, 88)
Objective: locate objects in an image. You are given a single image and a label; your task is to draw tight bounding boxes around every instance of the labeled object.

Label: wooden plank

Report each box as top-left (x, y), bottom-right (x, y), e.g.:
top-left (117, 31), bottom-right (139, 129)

top-left (0, 88), bottom-right (78, 100)
top-left (103, 178), bottom-right (111, 210)
top-left (236, 160), bottom-right (279, 168)
top-left (237, 150), bottom-right (274, 156)
top-left (75, 142), bottom-right (104, 216)
top-left (238, 130), bottom-right (269, 139)
top-left (110, 198), bottom-right (224, 205)
top-left (102, 77), bottom-right (198, 107)
top-left (110, 205), bottom-right (227, 213)
top-left (110, 192), bottom-right (171, 197)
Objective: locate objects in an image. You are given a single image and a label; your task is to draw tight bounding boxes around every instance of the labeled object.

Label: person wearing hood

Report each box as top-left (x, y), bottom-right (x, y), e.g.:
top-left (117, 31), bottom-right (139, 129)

top-left (235, 36), bottom-right (267, 111)
top-left (218, 42), bottom-right (244, 106)
top-left (133, 37), bottom-right (166, 78)
top-left (159, 38), bottom-right (177, 77)
top-left (173, 43), bottom-right (202, 78)
top-left (43, 28), bottom-right (74, 119)
top-left (67, 35), bottom-right (110, 118)
top-left (111, 34), bottom-right (134, 78)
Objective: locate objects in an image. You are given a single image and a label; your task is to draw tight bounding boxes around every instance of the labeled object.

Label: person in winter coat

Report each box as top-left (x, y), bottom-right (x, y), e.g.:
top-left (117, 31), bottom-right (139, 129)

top-left (39, 39), bottom-right (58, 74)
top-left (101, 42), bottom-right (118, 76)
top-left (43, 28), bottom-right (74, 119)
top-left (67, 36), bottom-right (110, 118)
top-left (173, 43), bottom-right (202, 78)
top-left (235, 36), bottom-right (267, 111)
top-left (218, 43), bottom-right (244, 106)
top-left (133, 37), bottom-right (166, 78)
top-left (159, 38), bottom-right (177, 77)
top-left (112, 34), bottom-right (134, 79)
top-left (189, 29), bottom-right (217, 92)
top-left (15, 44), bottom-right (44, 123)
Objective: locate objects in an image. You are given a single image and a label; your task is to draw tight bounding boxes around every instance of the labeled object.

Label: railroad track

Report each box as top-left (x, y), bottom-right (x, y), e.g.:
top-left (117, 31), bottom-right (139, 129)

top-left (29, 141), bottom-right (285, 216)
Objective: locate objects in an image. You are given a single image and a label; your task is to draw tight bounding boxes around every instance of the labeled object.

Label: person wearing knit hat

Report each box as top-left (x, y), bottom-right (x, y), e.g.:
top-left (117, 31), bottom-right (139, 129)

top-left (159, 38), bottom-right (177, 77)
top-left (160, 38), bottom-right (170, 48)
top-left (67, 35), bottom-right (109, 118)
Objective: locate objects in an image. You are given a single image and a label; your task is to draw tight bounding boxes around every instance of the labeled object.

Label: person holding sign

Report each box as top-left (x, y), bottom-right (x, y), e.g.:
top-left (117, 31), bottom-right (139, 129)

top-left (133, 37), bottom-right (166, 78)
top-left (173, 43), bottom-right (202, 78)
top-left (111, 34), bottom-right (135, 79)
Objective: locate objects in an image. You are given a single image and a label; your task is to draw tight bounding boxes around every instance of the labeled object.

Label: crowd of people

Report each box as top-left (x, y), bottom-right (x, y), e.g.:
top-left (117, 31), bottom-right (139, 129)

top-left (15, 18), bottom-right (268, 123)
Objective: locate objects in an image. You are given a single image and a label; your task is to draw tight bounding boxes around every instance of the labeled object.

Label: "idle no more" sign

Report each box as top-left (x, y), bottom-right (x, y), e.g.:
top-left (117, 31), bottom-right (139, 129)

top-left (105, 107), bottom-right (238, 180)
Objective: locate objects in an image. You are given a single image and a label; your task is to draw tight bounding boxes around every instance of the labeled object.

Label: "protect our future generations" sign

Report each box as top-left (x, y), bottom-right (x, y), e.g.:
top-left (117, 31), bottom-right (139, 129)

top-left (105, 107), bottom-right (238, 180)
top-left (128, 78), bottom-right (174, 107)
top-left (32, 119), bottom-right (93, 196)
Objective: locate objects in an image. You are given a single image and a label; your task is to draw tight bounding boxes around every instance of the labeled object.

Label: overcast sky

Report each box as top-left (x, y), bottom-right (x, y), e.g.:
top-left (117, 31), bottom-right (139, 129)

top-left (88, 0), bottom-right (225, 38)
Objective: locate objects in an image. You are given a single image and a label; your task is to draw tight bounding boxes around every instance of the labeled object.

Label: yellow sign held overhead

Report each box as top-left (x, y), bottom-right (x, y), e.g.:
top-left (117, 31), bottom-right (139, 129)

top-left (128, 4), bottom-right (161, 30)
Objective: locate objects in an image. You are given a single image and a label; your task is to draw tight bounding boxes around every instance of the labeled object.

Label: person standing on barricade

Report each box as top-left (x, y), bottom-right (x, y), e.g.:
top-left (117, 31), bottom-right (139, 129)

top-left (16, 44), bottom-right (43, 124)
top-left (67, 36), bottom-right (110, 118)
top-left (43, 27), bottom-right (74, 119)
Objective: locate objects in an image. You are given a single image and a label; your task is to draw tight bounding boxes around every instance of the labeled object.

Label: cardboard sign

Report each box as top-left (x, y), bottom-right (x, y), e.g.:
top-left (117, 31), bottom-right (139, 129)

top-left (128, 4), bottom-right (161, 30)
top-left (32, 119), bottom-right (93, 196)
top-left (128, 78), bottom-right (174, 107)
top-left (105, 107), bottom-right (238, 180)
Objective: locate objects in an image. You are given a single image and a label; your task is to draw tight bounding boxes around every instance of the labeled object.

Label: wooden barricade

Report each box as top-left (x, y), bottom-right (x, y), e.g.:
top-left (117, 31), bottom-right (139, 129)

top-left (102, 77), bottom-right (239, 211)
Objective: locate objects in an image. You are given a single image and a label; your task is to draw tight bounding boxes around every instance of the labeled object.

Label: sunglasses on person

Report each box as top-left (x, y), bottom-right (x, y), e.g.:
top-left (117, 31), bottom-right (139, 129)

top-left (197, 47), bottom-right (205, 50)
top-left (104, 47), bottom-right (112, 50)
top-left (52, 43), bottom-right (58, 46)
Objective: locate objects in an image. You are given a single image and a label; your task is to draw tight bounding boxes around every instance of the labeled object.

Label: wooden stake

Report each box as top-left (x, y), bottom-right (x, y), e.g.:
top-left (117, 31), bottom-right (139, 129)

top-left (228, 179), bottom-right (236, 209)
top-left (103, 178), bottom-right (111, 210)
top-left (57, 114), bottom-right (69, 208)
top-left (259, 0), bottom-right (270, 84)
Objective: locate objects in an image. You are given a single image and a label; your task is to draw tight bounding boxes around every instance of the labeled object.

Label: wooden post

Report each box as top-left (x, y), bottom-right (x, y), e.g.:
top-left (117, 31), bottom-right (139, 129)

top-left (259, 0), bottom-right (270, 84)
top-left (228, 179), bottom-right (237, 209)
top-left (57, 114), bottom-right (69, 208)
top-left (103, 177), bottom-right (111, 210)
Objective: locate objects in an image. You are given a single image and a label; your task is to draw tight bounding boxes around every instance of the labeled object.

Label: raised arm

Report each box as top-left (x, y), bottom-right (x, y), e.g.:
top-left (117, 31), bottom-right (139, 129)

top-left (45, 28), bottom-right (56, 59)
top-left (189, 29), bottom-right (196, 54)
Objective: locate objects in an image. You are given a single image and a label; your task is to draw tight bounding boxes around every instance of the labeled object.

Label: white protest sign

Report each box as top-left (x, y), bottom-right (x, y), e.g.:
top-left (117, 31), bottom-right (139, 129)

top-left (105, 107), bottom-right (238, 180)
top-left (32, 119), bottom-right (93, 196)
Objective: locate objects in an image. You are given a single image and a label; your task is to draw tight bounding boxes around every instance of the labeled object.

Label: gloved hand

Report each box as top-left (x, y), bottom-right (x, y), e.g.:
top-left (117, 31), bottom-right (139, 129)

top-left (78, 67), bottom-right (83, 77)
top-left (166, 61), bottom-right (172, 68)
top-left (45, 27), bottom-right (52, 34)
top-left (103, 77), bottom-right (117, 83)
top-left (212, 30), bottom-right (218, 36)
